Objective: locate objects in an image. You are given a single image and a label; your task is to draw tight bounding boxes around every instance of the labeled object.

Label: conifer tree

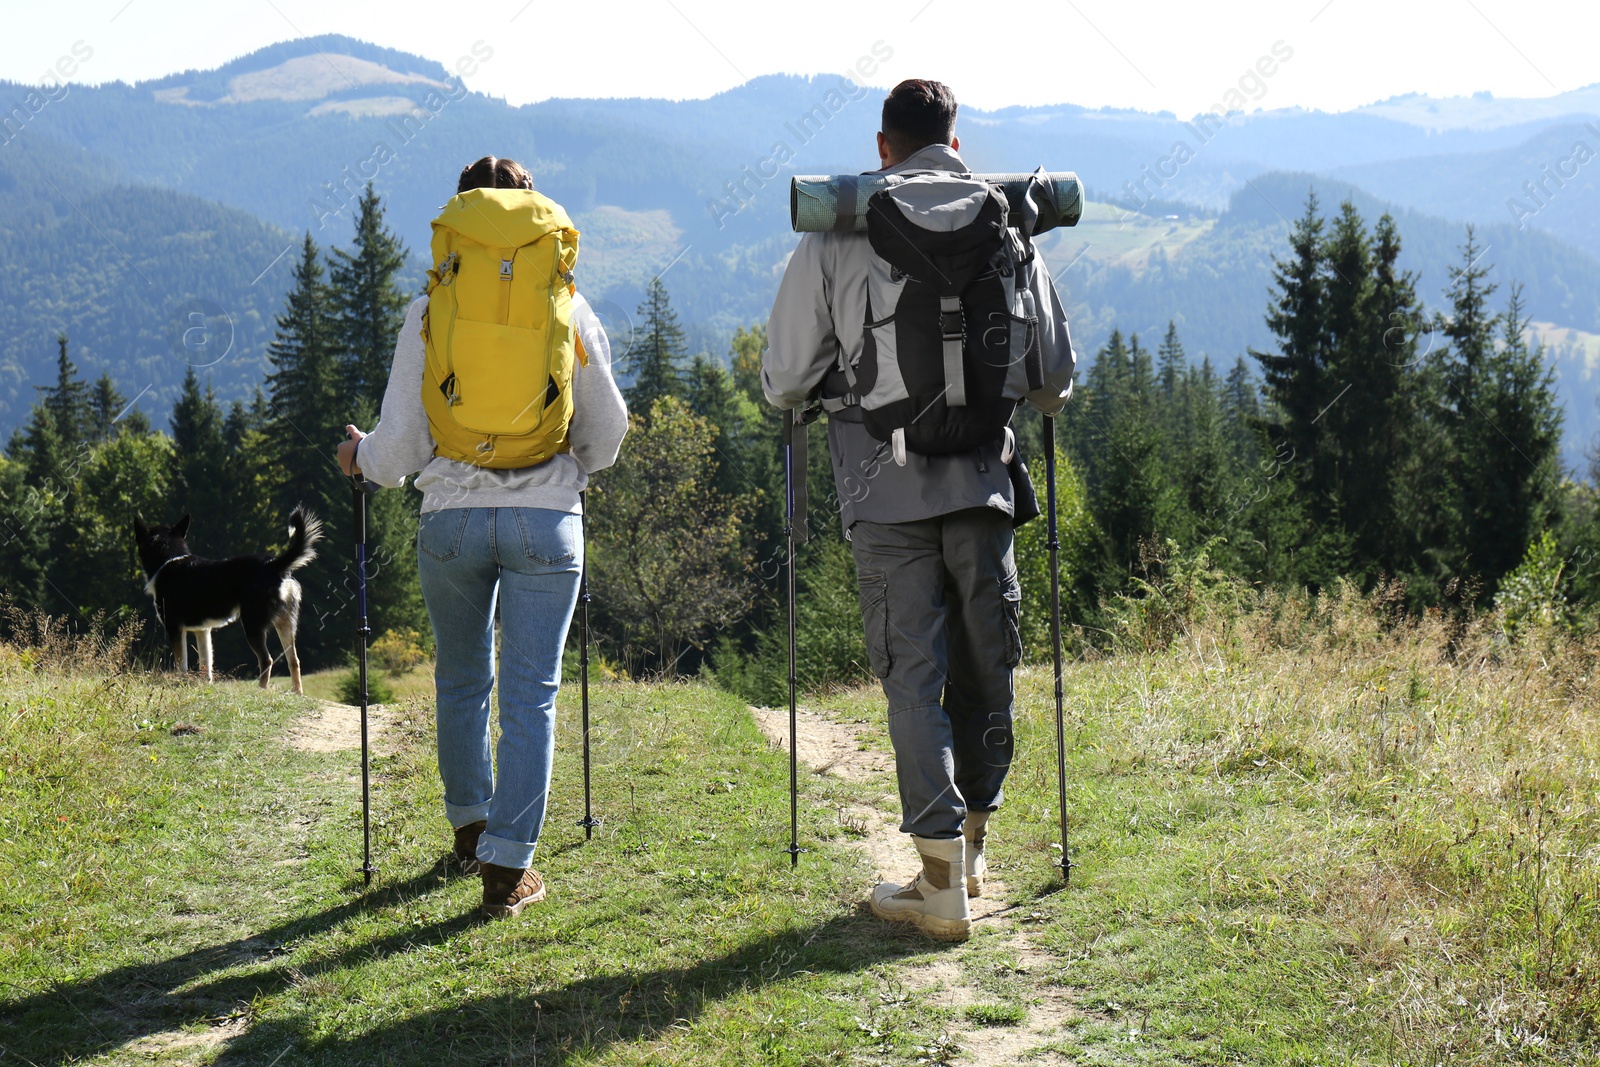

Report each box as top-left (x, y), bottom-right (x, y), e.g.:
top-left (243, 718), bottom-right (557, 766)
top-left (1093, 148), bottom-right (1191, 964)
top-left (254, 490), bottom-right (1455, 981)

top-left (626, 278), bottom-right (688, 413)
top-left (685, 353), bottom-right (750, 503)
top-left (1079, 331), bottom-right (1171, 580)
top-left (1463, 286), bottom-right (1563, 590)
top-left (1319, 206), bottom-right (1422, 580)
top-left (1175, 358), bottom-right (1234, 553)
top-left (329, 184), bottom-right (410, 413)
top-left (266, 235), bottom-right (339, 508)
top-left (1157, 321), bottom-right (1186, 412)
top-left (1434, 229), bottom-right (1502, 588)
top-left (1221, 356), bottom-right (1261, 466)
top-left (1252, 193), bottom-right (1329, 486)
top-left (265, 234), bottom-right (345, 663)
top-left (217, 391), bottom-right (275, 569)
top-left (40, 333), bottom-right (92, 456)
top-left (88, 373), bottom-right (126, 442)
top-left (169, 368), bottom-right (227, 530)
top-left (323, 188), bottom-right (428, 645)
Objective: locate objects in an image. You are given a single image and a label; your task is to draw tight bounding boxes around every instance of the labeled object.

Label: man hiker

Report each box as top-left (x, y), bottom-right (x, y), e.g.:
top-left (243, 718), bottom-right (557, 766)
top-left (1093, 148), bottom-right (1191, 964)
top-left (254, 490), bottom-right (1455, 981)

top-left (762, 79), bottom-right (1076, 940)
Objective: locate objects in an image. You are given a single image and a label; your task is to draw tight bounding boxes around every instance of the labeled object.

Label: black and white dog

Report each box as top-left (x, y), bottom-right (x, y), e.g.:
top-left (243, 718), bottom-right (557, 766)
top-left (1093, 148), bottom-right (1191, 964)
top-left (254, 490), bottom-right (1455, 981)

top-left (134, 508), bottom-right (323, 693)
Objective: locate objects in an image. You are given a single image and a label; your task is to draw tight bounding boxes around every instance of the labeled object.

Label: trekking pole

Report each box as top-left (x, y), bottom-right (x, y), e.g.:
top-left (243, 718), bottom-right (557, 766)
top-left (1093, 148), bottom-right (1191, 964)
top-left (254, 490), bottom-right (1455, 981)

top-left (577, 489), bottom-right (600, 840)
top-left (351, 473), bottom-right (377, 887)
top-left (1042, 413), bottom-right (1071, 884)
top-left (782, 407), bottom-right (809, 867)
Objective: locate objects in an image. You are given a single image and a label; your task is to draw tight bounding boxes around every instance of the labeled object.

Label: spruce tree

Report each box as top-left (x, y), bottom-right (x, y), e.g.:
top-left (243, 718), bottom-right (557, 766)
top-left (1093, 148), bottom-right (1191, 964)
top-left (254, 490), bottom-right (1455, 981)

top-left (88, 373), bottom-right (126, 442)
top-left (1157, 321), bottom-right (1186, 412)
top-left (1176, 358), bottom-right (1234, 556)
top-left (327, 187), bottom-right (427, 646)
top-left (1319, 207), bottom-right (1422, 581)
top-left (1467, 286), bottom-right (1563, 591)
top-left (1252, 193), bottom-right (1329, 494)
top-left (328, 184), bottom-right (410, 413)
top-left (1434, 229), bottom-right (1503, 589)
top-left (1221, 356), bottom-right (1261, 467)
top-left (265, 234), bottom-right (344, 665)
top-left (39, 333), bottom-right (92, 457)
top-left (169, 368), bottom-right (227, 530)
top-left (626, 278), bottom-right (688, 413)
top-left (266, 235), bottom-right (340, 507)
top-left (218, 392), bottom-right (275, 568)
top-left (1081, 332), bottom-right (1171, 580)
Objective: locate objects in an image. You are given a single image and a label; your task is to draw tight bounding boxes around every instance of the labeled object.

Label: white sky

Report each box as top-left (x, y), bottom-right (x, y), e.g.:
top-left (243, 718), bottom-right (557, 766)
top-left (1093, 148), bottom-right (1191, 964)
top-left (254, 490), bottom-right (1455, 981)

top-left (2, 0), bottom-right (1595, 117)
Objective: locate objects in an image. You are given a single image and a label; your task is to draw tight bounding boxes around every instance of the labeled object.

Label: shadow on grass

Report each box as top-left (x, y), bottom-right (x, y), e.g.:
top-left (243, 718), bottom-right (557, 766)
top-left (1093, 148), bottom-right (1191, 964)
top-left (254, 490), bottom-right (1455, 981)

top-left (2, 863), bottom-right (934, 1065)
top-left (220, 906), bottom-right (931, 1065)
top-left (0, 865), bottom-right (462, 1064)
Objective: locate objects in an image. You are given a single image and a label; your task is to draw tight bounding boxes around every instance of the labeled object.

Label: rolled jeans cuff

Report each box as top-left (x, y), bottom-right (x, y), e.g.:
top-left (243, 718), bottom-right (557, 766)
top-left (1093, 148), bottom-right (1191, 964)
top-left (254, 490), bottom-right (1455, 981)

top-left (476, 831), bottom-right (537, 871)
top-left (445, 797), bottom-right (491, 830)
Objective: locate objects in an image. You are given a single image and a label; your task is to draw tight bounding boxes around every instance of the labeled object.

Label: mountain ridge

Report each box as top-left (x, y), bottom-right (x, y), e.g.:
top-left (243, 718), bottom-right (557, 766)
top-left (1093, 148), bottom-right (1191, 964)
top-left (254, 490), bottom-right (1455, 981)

top-left (4, 37), bottom-right (1598, 467)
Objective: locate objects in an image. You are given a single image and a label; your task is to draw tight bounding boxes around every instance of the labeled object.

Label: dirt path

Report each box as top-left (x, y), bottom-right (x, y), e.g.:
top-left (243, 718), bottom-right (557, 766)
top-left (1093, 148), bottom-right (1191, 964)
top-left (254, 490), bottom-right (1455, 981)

top-left (750, 701), bottom-right (1083, 1065)
top-left (285, 700), bottom-right (405, 754)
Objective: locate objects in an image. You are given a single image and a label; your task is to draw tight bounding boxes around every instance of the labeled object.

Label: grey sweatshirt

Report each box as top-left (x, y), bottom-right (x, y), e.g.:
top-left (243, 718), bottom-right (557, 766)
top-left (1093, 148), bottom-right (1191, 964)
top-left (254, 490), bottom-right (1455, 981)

top-left (355, 292), bottom-right (629, 513)
top-left (762, 144), bottom-right (1076, 532)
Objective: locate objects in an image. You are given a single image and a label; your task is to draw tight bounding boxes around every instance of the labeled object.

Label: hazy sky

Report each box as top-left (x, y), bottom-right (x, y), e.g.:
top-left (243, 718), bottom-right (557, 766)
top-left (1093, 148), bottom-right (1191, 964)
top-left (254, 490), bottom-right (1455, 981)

top-left (4, 0), bottom-right (1596, 116)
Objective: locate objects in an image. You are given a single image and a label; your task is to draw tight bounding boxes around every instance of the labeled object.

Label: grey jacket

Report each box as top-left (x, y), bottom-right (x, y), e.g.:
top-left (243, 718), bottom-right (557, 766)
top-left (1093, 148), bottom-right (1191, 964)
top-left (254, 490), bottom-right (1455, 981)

top-left (762, 144), bottom-right (1076, 533)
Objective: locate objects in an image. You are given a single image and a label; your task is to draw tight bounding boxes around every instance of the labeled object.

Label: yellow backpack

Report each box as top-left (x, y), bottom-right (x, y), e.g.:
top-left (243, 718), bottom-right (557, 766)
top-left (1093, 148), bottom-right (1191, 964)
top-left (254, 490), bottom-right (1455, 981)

top-left (420, 187), bottom-right (586, 469)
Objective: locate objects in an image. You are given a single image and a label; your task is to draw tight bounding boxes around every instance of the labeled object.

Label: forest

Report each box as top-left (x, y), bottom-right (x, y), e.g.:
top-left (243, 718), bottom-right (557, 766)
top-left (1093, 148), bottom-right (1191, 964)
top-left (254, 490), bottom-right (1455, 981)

top-left (0, 185), bottom-right (1587, 696)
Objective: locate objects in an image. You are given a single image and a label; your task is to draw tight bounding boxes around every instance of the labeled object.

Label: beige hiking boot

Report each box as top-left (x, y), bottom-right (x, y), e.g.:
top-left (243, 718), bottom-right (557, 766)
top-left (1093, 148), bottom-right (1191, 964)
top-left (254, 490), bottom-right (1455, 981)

top-left (869, 835), bottom-right (970, 940)
top-left (481, 862), bottom-right (546, 919)
top-left (453, 820), bottom-right (486, 875)
top-left (963, 810), bottom-right (990, 897)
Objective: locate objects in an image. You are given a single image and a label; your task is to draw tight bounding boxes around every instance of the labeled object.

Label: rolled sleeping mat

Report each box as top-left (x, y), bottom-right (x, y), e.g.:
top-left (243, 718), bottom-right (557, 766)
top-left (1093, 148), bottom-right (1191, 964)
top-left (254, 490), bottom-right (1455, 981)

top-left (791, 169), bottom-right (1083, 235)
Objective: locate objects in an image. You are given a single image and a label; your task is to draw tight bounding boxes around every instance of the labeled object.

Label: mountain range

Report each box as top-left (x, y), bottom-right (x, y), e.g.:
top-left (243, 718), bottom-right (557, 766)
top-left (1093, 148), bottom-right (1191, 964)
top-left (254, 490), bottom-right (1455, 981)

top-left (3, 34), bottom-right (1598, 467)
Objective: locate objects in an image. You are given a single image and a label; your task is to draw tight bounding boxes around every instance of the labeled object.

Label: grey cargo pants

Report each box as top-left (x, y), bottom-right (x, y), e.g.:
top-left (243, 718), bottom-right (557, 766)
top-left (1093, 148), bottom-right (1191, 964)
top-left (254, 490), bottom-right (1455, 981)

top-left (849, 507), bottom-right (1021, 840)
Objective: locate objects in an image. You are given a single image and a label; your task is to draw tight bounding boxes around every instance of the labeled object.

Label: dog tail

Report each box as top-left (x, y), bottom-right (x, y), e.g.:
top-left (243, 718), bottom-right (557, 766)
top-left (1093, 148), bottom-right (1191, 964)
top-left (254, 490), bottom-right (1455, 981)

top-left (273, 506), bottom-right (324, 574)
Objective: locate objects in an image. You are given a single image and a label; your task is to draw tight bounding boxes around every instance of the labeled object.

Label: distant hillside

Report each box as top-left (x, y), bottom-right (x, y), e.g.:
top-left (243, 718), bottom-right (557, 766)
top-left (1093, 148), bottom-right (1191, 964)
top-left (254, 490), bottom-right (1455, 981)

top-left (0, 132), bottom-right (291, 429)
top-left (1330, 121), bottom-right (1600, 258)
top-left (3, 34), bottom-right (1600, 467)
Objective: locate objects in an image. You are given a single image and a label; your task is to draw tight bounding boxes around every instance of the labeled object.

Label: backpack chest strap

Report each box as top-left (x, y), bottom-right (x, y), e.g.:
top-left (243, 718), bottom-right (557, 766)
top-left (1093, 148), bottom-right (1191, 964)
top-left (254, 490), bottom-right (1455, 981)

top-left (940, 296), bottom-right (967, 407)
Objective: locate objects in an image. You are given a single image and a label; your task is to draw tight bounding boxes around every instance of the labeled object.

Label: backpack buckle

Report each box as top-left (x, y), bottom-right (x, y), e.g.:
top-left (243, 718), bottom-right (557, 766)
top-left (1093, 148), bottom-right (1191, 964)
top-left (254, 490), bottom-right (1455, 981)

top-left (499, 258), bottom-right (514, 280)
top-left (940, 307), bottom-right (964, 340)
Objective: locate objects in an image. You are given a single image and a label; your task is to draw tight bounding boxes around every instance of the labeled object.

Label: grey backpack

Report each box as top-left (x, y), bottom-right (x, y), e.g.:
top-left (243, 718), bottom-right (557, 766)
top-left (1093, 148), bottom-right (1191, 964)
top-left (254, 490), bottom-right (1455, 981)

top-left (838, 172), bottom-right (1045, 465)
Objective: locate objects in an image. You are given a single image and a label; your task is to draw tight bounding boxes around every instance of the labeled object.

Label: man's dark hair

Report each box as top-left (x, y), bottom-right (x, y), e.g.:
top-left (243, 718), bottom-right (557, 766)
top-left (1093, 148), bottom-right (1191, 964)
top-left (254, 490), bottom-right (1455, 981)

top-left (457, 155), bottom-right (535, 193)
top-left (881, 79), bottom-right (958, 159)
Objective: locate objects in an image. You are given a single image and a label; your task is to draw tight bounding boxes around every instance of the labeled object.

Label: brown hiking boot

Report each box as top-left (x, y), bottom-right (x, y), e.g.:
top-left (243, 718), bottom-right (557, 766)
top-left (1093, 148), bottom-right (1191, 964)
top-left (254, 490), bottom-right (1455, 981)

top-left (453, 820), bottom-right (486, 875)
top-left (481, 862), bottom-right (546, 919)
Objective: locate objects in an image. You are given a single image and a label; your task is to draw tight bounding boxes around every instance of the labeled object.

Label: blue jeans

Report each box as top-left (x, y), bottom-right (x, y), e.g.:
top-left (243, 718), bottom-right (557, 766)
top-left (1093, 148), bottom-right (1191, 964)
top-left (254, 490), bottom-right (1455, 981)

top-left (416, 506), bottom-right (582, 870)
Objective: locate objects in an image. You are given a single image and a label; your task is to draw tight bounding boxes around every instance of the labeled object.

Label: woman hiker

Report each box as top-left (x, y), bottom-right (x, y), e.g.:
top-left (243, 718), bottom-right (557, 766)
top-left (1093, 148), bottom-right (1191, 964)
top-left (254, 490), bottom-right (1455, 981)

top-left (338, 155), bottom-right (628, 919)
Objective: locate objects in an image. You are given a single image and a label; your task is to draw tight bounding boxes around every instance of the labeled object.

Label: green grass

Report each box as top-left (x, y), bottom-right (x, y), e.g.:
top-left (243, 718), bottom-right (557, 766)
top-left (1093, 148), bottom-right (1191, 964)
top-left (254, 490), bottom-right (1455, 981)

top-left (4, 588), bottom-right (1600, 1065)
top-left (0, 666), bottom-right (958, 1065)
top-left (963, 1002), bottom-right (1027, 1027)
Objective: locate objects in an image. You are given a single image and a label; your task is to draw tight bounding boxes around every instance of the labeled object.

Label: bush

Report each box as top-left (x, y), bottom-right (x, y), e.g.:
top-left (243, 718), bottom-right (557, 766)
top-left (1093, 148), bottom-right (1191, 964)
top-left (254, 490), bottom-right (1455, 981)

top-left (1497, 530), bottom-right (1574, 641)
top-left (713, 534), bottom-right (869, 707)
top-left (1013, 448), bottom-right (1099, 661)
top-left (369, 628), bottom-right (428, 676)
top-left (1104, 537), bottom-right (1254, 652)
top-left (336, 667), bottom-right (395, 706)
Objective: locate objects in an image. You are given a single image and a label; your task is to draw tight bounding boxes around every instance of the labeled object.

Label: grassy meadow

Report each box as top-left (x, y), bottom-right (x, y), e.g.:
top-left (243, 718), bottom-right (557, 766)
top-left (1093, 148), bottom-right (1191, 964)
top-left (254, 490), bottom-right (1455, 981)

top-left (2, 587), bottom-right (1598, 1065)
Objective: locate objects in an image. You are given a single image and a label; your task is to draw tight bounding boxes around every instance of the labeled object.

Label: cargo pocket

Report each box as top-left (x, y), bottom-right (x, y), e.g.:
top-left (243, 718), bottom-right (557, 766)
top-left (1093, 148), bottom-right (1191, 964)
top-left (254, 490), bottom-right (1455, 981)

top-left (418, 509), bottom-right (468, 562)
top-left (1000, 570), bottom-right (1023, 667)
top-left (856, 571), bottom-right (893, 678)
